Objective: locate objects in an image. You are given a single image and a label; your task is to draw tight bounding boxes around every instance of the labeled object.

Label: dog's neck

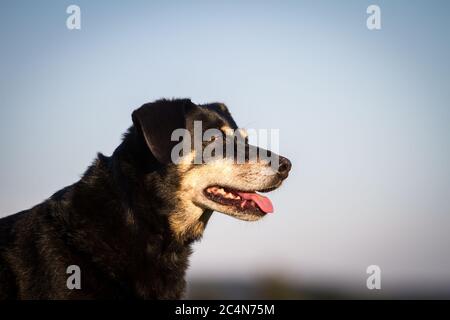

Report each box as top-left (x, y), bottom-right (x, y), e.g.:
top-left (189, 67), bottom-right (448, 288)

top-left (110, 127), bottom-right (212, 243)
top-left (64, 128), bottom-right (210, 298)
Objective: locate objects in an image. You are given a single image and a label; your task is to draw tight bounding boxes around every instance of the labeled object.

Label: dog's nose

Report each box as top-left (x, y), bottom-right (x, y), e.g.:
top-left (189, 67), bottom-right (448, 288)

top-left (278, 156), bottom-right (292, 179)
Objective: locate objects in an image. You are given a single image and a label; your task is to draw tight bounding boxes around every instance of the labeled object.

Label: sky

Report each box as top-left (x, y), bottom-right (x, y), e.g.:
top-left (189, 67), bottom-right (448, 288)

top-left (1, 0), bottom-right (450, 296)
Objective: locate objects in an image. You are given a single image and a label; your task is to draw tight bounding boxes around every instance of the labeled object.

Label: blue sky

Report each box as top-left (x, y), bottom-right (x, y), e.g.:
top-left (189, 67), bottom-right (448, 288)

top-left (1, 0), bottom-right (450, 295)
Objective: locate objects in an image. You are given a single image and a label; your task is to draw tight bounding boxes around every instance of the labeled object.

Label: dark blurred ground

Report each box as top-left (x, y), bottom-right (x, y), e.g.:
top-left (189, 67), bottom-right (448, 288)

top-left (186, 276), bottom-right (450, 300)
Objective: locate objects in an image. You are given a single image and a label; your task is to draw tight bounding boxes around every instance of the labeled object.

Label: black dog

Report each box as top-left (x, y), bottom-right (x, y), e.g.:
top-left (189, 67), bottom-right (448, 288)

top-left (0, 99), bottom-right (291, 299)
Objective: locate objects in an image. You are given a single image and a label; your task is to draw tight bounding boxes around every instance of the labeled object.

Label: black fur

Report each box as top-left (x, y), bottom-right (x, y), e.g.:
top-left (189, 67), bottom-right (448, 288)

top-left (0, 99), bottom-right (291, 300)
top-left (0, 99), bottom-right (239, 299)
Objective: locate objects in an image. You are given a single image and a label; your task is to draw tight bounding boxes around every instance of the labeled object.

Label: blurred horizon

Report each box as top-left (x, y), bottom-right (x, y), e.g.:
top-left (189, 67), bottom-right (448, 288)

top-left (1, 0), bottom-right (450, 298)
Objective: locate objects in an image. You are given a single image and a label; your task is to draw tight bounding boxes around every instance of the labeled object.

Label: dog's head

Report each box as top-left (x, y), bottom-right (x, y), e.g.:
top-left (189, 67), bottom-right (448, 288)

top-left (131, 99), bottom-right (291, 240)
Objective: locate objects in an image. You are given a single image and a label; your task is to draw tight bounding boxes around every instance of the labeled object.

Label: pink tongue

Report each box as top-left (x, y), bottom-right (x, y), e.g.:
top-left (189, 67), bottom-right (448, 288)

top-left (236, 192), bottom-right (274, 213)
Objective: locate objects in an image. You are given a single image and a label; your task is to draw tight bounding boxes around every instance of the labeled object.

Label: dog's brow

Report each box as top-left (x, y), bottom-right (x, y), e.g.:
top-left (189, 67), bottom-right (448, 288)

top-left (220, 126), bottom-right (234, 136)
top-left (220, 126), bottom-right (248, 140)
top-left (238, 128), bottom-right (248, 139)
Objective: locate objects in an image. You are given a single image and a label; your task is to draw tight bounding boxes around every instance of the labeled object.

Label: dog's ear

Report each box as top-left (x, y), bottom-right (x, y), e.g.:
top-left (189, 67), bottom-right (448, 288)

top-left (132, 99), bottom-right (193, 164)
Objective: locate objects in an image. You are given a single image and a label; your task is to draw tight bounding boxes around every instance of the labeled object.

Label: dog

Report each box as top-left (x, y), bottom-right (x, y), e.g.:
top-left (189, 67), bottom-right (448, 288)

top-left (0, 99), bottom-right (291, 299)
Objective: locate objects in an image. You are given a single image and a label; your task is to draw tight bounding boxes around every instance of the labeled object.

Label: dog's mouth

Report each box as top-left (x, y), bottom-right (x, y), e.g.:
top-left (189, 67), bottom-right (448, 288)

top-left (204, 186), bottom-right (274, 214)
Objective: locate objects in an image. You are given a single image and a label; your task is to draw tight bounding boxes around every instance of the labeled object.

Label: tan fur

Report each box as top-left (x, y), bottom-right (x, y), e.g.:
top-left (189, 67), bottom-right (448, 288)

top-left (221, 125), bottom-right (234, 136)
top-left (167, 152), bottom-right (207, 241)
top-left (167, 150), bottom-right (280, 239)
top-left (238, 128), bottom-right (248, 139)
top-left (125, 209), bottom-right (135, 226)
top-left (220, 126), bottom-right (248, 139)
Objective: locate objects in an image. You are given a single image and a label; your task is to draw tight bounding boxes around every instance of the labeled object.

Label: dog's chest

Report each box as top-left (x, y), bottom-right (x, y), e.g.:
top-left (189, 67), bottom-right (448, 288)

top-left (133, 243), bottom-right (192, 299)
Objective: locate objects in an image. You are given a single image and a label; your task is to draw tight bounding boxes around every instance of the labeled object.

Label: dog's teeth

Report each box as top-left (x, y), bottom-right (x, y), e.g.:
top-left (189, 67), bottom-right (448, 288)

top-left (241, 200), bottom-right (247, 208)
top-left (207, 187), bottom-right (241, 200)
top-left (227, 192), bottom-right (239, 199)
